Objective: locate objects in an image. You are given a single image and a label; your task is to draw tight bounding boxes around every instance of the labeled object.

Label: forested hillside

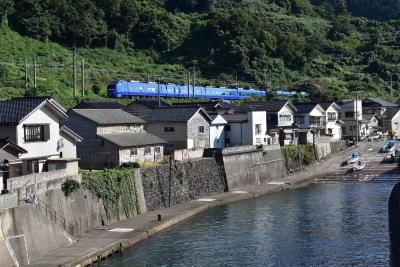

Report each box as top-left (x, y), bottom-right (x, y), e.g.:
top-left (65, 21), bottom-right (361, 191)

top-left (0, 0), bottom-right (399, 107)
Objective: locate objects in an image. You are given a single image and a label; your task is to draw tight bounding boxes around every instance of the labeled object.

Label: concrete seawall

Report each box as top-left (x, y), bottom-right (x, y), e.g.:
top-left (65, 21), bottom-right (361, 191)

top-left (223, 145), bottom-right (287, 191)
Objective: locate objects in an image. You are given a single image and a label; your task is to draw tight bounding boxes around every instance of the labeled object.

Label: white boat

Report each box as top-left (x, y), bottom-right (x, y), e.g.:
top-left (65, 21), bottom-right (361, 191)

top-left (346, 151), bottom-right (360, 165)
top-left (353, 160), bottom-right (366, 172)
top-left (382, 139), bottom-right (397, 153)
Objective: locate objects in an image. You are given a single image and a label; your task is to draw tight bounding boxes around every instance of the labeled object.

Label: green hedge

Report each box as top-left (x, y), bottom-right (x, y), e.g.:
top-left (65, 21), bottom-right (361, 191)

top-left (281, 144), bottom-right (316, 171)
top-left (82, 168), bottom-right (140, 220)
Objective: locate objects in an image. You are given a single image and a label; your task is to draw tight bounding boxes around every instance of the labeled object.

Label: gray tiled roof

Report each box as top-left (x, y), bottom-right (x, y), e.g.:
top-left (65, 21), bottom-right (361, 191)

top-left (133, 99), bottom-right (171, 109)
top-left (72, 109), bottom-right (144, 125)
top-left (98, 132), bottom-right (166, 147)
top-left (74, 100), bottom-right (123, 109)
top-left (172, 101), bottom-right (236, 111)
top-left (294, 103), bottom-right (323, 113)
top-left (0, 96), bottom-right (66, 124)
top-left (0, 138), bottom-right (27, 153)
top-left (384, 107), bottom-right (400, 120)
top-left (221, 113), bottom-right (248, 123)
top-left (238, 100), bottom-right (294, 112)
top-left (60, 126), bottom-right (83, 142)
top-left (363, 98), bottom-right (398, 107)
top-left (144, 107), bottom-right (211, 122)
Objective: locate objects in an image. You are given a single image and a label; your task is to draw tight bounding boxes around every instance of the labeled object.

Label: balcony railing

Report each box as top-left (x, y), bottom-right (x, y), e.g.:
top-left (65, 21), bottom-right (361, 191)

top-left (310, 117), bottom-right (326, 127)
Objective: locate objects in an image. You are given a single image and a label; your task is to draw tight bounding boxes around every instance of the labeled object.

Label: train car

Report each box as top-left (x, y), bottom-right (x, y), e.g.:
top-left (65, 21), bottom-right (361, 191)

top-left (107, 80), bottom-right (307, 99)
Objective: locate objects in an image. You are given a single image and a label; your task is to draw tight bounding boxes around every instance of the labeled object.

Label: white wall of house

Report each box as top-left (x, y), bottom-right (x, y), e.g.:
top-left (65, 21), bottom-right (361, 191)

top-left (325, 105), bottom-right (342, 140)
top-left (226, 111), bottom-right (270, 146)
top-left (59, 132), bottom-right (78, 158)
top-left (277, 105), bottom-right (294, 127)
top-left (119, 145), bottom-right (164, 164)
top-left (210, 115), bottom-right (226, 148)
top-left (17, 106), bottom-right (61, 159)
top-left (249, 111), bottom-right (269, 145)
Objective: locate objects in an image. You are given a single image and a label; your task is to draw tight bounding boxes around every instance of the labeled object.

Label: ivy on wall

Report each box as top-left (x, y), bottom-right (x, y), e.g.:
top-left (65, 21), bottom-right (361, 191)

top-left (82, 168), bottom-right (140, 220)
top-left (281, 144), bottom-right (316, 172)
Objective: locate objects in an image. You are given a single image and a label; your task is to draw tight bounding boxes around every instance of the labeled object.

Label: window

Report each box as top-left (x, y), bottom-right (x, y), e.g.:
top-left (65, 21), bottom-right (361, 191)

top-left (294, 116), bottom-right (305, 125)
top-left (164, 126), bottom-right (175, 133)
top-left (255, 124), bottom-right (262, 135)
top-left (130, 148), bottom-right (137, 156)
top-left (154, 147), bottom-right (161, 154)
top-left (342, 127), bottom-right (346, 134)
top-left (198, 126), bottom-right (205, 133)
top-left (24, 125), bottom-right (44, 142)
top-left (256, 138), bottom-right (261, 144)
top-left (327, 112), bottom-right (336, 121)
top-left (345, 112), bottom-right (354, 118)
top-left (225, 125), bottom-right (231, 132)
top-left (279, 115), bottom-right (292, 124)
top-left (144, 147), bottom-right (151, 155)
top-left (328, 128), bottom-right (333, 134)
top-left (197, 140), bottom-right (206, 148)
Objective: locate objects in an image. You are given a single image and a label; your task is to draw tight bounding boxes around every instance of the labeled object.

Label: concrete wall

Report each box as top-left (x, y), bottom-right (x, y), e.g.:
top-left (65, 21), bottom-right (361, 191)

top-left (140, 158), bottom-right (226, 211)
top-left (173, 148), bottom-right (204, 161)
top-left (0, 204), bottom-right (73, 266)
top-left (222, 145), bottom-right (287, 191)
top-left (60, 131), bottom-right (78, 158)
top-left (96, 124), bottom-right (143, 134)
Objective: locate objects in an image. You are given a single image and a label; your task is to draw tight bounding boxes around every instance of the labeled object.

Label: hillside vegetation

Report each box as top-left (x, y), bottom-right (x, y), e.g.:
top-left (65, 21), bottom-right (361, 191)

top-left (0, 0), bottom-right (399, 107)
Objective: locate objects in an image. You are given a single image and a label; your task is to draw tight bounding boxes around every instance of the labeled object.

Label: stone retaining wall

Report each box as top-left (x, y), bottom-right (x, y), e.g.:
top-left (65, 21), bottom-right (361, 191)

top-left (140, 158), bottom-right (227, 211)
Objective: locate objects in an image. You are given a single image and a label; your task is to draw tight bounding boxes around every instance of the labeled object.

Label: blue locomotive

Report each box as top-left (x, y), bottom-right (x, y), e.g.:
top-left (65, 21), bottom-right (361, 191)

top-left (107, 80), bottom-right (309, 99)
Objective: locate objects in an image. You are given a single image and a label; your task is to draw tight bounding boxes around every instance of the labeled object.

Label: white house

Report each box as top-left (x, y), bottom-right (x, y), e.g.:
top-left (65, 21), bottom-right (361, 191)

top-left (319, 102), bottom-right (343, 140)
top-left (237, 100), bottom-right (298, 146)
top-left (0, 96), bottom-right (81, 177)
top-left (223, 111), bottom-right (271, 146)
top-left (209, 114), bottom-right (227, 148)
top-left (294, 103), bottom-right (326, 144)
top-left (339, 100), bottom-right (365, 140)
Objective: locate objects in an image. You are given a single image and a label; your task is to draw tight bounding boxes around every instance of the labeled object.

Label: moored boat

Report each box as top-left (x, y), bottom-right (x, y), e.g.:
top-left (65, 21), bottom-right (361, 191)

top-left (382, 139), bottom-right (397, 153)
top-left (346, 151), bottom-right (360, 165)
top-left (353, 160), bottom-right (366, 172)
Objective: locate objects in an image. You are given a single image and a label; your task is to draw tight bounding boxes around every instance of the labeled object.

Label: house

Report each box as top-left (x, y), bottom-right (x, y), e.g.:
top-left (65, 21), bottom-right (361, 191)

top-left (222, 111), bottom-right (271, 146)
top-left (74, 100), bottom-right (123, 109)
top-left (362, 98), bottom-right (398, 117)
top-left (319, 102), bottom-right (343, 140)
top-left (125, 99), bottom-right (171, 118)
top-left (338, 100), bottom-right (368, 141)
top-left (0, 96), bottom-right (81, 176)
top-left (237, 100), bottom-right (298, 146)
top-left (293, 103), bottom-right (326, 144)
top-left (136, 106), bottom-right (212, 153)
top-left (209, 114), bottom-right (227, 148)
top-left (363, 113), bottom-right (380, 134)
top-left (172, 100), bottom-right (237, 113)
top-left (381, 107), bottom-right (400, 137)
top-left (0, 139), bottom-right (27, 186)
top-left (64, 109), bottom-right (166, 169)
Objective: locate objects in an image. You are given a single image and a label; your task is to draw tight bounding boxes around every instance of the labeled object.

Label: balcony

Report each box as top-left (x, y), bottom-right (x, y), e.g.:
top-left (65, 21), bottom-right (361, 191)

top-left (310, 117), bottom-right (326, 128)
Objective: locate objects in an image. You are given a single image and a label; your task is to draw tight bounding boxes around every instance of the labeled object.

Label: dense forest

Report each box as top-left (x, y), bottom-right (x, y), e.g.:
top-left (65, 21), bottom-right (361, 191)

top-left (0, 0), bottom-right (399, 106)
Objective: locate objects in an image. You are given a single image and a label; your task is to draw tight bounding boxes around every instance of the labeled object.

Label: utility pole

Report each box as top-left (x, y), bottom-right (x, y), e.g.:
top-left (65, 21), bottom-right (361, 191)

top-left (235, 75), bottom-right (238, 88)
top-left (390, 72), bottom-right (393, 96)
top-left (157, 79), bottom-right (161, 107)
top-left (192, 61), bottom-right (196, 98)
top-left (24, 60), bottom-right (28, 90)
top-left (81, 58), bottom-right (85, 97)
top-left (355, 90), bottom-right (359, 144)
top-left (187, 70), bottom-right (190, 99)
top-left (73, 49), bottom-right (77, 97)
top-left (33, 59), bottom-right (37, 88)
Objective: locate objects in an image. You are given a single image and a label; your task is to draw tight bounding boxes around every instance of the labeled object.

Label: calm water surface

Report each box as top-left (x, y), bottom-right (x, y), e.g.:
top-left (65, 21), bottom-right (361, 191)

top-left (100, 183), bottom-right (393, 267)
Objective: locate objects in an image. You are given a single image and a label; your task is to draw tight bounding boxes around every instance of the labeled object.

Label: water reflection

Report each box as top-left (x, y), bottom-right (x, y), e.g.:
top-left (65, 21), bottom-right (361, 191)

top-left (100, 183), bottom-right (393, 267)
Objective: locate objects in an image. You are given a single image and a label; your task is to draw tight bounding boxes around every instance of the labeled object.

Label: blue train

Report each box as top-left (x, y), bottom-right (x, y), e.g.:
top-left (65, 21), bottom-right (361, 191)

top-left (107, 80), bottom-right (310, 100)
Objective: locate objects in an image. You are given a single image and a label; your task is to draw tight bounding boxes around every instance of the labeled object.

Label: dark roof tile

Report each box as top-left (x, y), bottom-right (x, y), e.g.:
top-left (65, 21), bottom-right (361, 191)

top-left (98, 132), bottom-right (166, 147)
top-left (72, 109), bottom-right (144, 125)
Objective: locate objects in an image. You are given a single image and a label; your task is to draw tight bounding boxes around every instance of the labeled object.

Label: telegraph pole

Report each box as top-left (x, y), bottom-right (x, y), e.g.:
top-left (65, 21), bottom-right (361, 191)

top-left (24, 60), bottom-right (28, 89)
top-left (81, 58), bottom-right (85, 97)
top-left (192, 61), bottom-right (196, 98)
top-left (187, 70), bottom-right (190, 99)
top-left (73, 49), bottom-right (77, 97)
top-left (355, 89), bottom-right (359, 144)
top-left (33, 59), bottom-right (37, 88)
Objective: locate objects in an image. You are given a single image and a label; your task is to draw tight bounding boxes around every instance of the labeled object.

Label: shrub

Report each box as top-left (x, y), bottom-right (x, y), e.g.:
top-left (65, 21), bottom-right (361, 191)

top-left (61, 179), bottom-right (80, 197)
